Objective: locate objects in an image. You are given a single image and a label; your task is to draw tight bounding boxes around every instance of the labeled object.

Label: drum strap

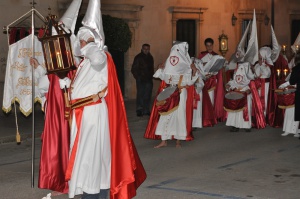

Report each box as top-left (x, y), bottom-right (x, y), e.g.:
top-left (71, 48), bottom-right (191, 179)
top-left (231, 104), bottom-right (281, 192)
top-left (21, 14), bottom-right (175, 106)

top-left (178, 75), bottom-right (189, 91)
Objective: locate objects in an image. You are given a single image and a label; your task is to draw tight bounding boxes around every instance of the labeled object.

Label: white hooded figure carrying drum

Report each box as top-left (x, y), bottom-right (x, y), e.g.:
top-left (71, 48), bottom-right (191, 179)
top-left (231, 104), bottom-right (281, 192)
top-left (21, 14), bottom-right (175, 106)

top-left (225, 62), bottom-right (255, 132)
top-left (153, 41), bottom-right (199, 148)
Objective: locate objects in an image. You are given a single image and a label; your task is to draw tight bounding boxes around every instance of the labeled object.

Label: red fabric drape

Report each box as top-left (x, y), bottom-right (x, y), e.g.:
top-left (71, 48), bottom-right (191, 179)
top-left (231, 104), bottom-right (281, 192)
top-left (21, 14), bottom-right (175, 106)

top-left (254, 78), bottom-right (266, 111)
top-left (249, 81), bottom-right (266, 129)
top-left (214, 70), bottom-right (226, 121)
top-left (144, 81), bottom-right (166, 140)
top-left (9, 27), bottom-right (17, 45)
top-left (19, 27), bottom-right (26, 40)
top-left (38, 74), bottom-right (70, 193)
top-left (202, 77), bottom-right (217, 127)
top-left (106, 53), bottom-right (146, 199)
top-left (193, 89), bottom-right (200, 109)
top-left (266, 61), bottom-right (285, 127)
top-left (185, 86), bottom-right (194, 141)
top-left (156, 88), bottom-right (180, 114)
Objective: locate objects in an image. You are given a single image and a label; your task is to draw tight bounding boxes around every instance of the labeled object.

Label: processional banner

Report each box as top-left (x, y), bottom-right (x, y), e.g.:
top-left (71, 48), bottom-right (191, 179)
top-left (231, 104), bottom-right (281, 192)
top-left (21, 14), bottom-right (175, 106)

top-left (2, 35), bottom-right (46, 116)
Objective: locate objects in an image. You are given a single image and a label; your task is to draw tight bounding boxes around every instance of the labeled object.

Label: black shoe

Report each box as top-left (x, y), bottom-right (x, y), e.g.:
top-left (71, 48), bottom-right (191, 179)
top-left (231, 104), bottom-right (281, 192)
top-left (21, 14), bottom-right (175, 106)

top-left (245, 128), bottom-right (251, 132)
top-left (136, 110), bottom-right (143, 117)
top-left (230, 127), bottom-right (239, 132)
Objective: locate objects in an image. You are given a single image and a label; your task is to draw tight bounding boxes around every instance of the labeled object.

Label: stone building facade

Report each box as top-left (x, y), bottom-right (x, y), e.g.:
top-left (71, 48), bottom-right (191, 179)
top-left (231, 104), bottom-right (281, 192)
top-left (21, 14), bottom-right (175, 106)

top-left (0, 0), bottom-right (299, 99)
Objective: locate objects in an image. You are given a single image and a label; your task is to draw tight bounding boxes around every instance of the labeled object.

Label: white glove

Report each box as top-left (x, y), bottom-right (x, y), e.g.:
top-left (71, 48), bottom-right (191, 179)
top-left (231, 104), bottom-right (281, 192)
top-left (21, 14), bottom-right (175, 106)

top-left (58, 77), bottom-right (71, 89)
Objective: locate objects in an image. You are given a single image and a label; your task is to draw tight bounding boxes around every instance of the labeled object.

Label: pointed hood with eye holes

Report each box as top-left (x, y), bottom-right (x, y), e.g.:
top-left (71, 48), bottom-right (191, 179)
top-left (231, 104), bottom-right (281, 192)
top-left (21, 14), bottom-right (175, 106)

top-left (163, 41), bottom-right (192, 75)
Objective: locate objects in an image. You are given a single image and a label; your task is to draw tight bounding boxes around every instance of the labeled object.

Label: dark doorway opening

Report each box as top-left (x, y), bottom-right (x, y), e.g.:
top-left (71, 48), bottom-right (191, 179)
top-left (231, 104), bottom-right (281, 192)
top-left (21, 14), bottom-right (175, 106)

top-left (291, 20), bottom-right (300, 45)
top-left (176, 20), bottom-right (196, 57)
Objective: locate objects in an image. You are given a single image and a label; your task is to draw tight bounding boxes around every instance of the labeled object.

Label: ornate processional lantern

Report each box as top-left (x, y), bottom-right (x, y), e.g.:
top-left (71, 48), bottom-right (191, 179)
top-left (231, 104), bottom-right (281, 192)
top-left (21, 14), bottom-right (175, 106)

top-left (38, 13), bottom-right (76, 126)
top-left (39, 14), bottom-right (76, 77)
top-left (218, 31), bottom-right (228, 57)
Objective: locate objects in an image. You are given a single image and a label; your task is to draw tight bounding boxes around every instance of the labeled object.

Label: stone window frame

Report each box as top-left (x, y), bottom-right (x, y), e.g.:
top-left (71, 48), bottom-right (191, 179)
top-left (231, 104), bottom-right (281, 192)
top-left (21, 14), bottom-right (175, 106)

top-left (169, 6), bottom-right (207, 56)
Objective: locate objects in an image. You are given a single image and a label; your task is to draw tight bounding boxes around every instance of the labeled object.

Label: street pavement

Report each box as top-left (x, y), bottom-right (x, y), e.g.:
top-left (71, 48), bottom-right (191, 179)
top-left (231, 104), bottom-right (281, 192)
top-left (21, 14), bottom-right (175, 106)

top-left (1, 82), bottom-right (300, 199)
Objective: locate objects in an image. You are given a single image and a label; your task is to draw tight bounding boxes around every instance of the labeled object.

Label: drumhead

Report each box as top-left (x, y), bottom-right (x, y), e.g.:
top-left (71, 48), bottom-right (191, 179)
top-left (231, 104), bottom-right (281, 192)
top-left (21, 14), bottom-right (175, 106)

top-left (157, 86), bottom-right (177, 101)
top-left (225, 91), bottom-right (244, 100)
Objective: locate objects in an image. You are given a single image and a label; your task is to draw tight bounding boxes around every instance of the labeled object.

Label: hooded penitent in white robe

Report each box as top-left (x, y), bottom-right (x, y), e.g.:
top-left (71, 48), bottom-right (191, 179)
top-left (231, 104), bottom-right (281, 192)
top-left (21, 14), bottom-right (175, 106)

top-left (64, 27), bottom-right (111, 198)
top-left (278, 81), bottom-right (300, 137)
top-left (226, 62), bottom-right (255, 129)
top-left (154, 42), bottom-right (198, 140)
top-left (254, 47), bottom-right (272, 115)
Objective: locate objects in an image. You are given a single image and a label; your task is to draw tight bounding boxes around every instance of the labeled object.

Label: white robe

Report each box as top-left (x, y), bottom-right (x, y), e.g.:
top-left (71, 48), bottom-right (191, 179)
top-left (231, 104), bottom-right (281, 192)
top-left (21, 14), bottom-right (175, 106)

top-left (201, 53), bottom-right (217, 105)
top-left (283, 107), bottom-right (300, 135)
top-left (192, 78), bottom-right (204, 128)
top-left (154, 69), bottom-right (198, 140)
top-left (279, 81), bottom-right (299, 136)
top-left (68, 45), bottom-right (111, 198)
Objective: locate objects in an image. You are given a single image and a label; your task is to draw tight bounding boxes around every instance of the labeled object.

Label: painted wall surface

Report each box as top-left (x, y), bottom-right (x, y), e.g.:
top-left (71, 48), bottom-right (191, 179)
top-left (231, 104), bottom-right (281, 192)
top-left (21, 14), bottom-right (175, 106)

top-left (1, 0), bottom-right (300, 99)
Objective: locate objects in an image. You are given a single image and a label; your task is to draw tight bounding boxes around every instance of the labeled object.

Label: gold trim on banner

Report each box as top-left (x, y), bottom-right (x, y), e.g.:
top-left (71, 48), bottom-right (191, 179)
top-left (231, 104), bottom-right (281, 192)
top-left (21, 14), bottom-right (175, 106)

top-left (2, 97), bottom-right (43, 116)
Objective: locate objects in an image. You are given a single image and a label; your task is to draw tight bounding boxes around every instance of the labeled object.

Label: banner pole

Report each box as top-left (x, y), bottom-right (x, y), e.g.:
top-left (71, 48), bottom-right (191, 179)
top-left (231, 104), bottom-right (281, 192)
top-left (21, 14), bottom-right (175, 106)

top-left (31, 0), bottom-right (36, 188)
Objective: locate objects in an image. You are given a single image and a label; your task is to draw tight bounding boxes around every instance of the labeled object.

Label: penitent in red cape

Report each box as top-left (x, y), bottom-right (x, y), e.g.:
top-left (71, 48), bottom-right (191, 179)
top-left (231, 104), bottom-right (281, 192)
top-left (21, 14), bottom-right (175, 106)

top-left (105, 52), bottom-right (147, 199)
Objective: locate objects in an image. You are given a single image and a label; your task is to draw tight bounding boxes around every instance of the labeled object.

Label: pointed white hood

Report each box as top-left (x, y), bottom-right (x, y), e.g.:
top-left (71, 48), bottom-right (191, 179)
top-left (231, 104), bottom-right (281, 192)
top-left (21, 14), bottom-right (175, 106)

top-left (227, 22), bottom-right (251, 70)
top-left (243, 9), bottom-right (258, 65)
top-left (80, 0), bottom-right (105, 49)
top-left (270, 25), bottom-right (281, 62)
top-left (59, 0), bottom-right (82, 33)
top-left (291, 32), bottom-right (300, 53)
top-left (163, 41), bottom-right (192, 75)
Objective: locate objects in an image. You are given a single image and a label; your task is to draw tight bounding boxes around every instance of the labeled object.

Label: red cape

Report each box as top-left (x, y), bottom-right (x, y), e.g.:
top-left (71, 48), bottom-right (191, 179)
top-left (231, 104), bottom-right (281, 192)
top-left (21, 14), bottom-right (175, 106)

top-left (38, 74), bottom-right (70, 193)
top-left (198, 51), bottom-right (226, 125)
top-left (267, 55), bottom-right (287, 127)
top-left (106, 53), bottom-right (147, 199)
top-left (144, 81), bottom-right (194, 141)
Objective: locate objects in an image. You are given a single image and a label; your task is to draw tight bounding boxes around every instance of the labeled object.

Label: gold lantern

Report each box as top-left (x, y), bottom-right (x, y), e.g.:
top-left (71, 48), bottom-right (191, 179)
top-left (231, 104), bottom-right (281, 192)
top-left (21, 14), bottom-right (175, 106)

top-left (39, 14), bottom-right (76, 77)
top-left (219, 31), bottom-right (228, 57)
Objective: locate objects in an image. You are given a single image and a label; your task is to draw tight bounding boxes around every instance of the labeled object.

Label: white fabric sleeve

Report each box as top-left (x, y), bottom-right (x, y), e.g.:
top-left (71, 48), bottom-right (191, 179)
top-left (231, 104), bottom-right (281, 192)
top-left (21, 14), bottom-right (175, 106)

top-left (153, 68), bottom-right (164, 80)
top-left (279, 81), bottom-right (290, 89)
top-left (240, 85), bottom-right (250, 92)
top-left (81, 42), bottom-right (107, 72)
top-left (34, 65), bottom-right (47, 79)
top-left (188, 72), bottom-right (199, 86)
top-left (288, 57), bottom-right (295, 69)
top-left (195, 78), bottom-right (204, 93)
top-left (38, 75), bottom-right (50, 97)
top-left (254, 64), bottom-right (261, 77)
top-left (260, 65), bottom-right (271, 77)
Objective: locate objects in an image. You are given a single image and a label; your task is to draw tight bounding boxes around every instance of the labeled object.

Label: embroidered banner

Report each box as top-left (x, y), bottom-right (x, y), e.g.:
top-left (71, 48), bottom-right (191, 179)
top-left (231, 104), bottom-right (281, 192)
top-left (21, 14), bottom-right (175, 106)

top-left (2, 35), bottom-right (46, 116)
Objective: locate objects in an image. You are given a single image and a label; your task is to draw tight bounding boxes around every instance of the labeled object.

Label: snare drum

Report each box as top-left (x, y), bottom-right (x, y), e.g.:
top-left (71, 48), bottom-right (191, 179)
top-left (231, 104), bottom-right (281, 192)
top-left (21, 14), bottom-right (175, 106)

top-left (156, 86), bottom-right (180, 115)
top-left (224, 91), bottom-right (247, 112)
top-left (275, 88), bottom-right (296, 109)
